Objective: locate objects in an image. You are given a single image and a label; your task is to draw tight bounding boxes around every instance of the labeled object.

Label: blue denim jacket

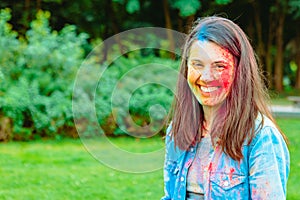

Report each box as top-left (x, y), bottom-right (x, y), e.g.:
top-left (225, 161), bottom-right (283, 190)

top-left (162, 116), bottom-right (290, 200)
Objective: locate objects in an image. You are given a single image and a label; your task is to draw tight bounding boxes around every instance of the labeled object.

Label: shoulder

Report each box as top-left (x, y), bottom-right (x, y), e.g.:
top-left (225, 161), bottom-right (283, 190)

top-left (250, 114), bottom-right (287, 149)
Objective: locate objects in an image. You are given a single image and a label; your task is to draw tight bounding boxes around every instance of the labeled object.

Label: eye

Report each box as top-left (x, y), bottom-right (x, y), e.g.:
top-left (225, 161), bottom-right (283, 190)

top-left (214, 64), bottom-right (226, 71)
top-left (189, 61), bottom-right (203, 68)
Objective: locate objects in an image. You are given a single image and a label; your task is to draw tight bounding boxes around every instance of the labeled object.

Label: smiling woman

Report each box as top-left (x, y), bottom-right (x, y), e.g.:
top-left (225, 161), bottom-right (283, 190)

top-left (162, 16), bottom-right (290, 200)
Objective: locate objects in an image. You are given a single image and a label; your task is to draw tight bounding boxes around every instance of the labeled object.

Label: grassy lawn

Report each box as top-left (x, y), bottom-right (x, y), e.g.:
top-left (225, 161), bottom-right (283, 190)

top-left (277, 118), bottom-right (300, 200)
top-left (0, 137), bottom-right (165, 200)
top-left (0, 118), bottom-right (299, 199)
top-left (270, 89), bottom-right (300, 105)
top-left (271, 97), bottom-right (293, 106)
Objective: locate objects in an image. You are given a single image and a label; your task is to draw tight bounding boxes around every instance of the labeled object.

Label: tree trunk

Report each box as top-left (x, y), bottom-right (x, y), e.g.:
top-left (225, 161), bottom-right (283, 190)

top-left (265, 40), bottom-right (273, 88)
top-left (177, 14), bottom-right (184, 33)
top-left (185, 15), bottom-right (195, 33)
top-left (37, 0), bottom-right (41, 10)
top-left (163, 0), bottom-right (175, 59)
top-left (0, 116), bottom-right (12, 141)
top-left (274, 13), bottom-right (285, 92)
top-left (266, 11), bottom-right (276, 89)
top-left (252, 2), bottom-right (265, 69)
top-left (295, 31), bottom-right (300, 89)
top-left (25, 0), bottom-right (30, 11)
top-left (24, 0), bottom-right (31, 29)
top-left (100, 27), bottom-right (109, 64)
top-left (296, 56), bottom-right (300, 90)
top-left (108, 1), bottom-right (125, 57)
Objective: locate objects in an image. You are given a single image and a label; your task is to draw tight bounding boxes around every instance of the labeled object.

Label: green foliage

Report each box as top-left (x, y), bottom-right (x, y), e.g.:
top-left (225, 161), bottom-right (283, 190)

top-left (126, 0), bottom-right (141, 14)
top-left (0, 9), bottom-right (89, 140)
top-left (72, 31), bottom-right (180, 137)
top-left (0, 8), bottom-right (20, 75)
top-left (89, 55), bottom-right (179, 136)
top-left (0, 8), bottom-right (179, 140)
top-left (43, 0), bottom-right (63, 3)
top-left (215, 0), bottom-right (232, 5)
top-left (170, 0), bottom-right (201, 17)
top-left (289, 0), bottom-right (300, 18)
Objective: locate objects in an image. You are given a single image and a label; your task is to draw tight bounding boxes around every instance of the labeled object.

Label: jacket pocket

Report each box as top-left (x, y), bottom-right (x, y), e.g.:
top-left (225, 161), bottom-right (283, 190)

top-left (209, 172), bottom-right (248, 199)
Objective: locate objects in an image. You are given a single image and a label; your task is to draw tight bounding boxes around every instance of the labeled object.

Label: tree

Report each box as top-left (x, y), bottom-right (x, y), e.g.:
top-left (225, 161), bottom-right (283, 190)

top-left (272, 0), bottom-right (288, 91)
top-left (288, 0), bottom-right (300, 89)
top-left (1, 0), bottom-right (299, 92)
top-left (169, 0), bottom-right (201, 32)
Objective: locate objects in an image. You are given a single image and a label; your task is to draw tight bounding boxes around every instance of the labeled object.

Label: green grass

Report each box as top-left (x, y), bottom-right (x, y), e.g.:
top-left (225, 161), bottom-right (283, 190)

top-left (270, 89), bottom-right (300, 105)
top-left (271, 97), bottom-right (293, 105)
top-left (277, 118), bottom-right (300, 200)
top-left (0, 137), bottom-right (165, 200)
top-left (0, 118), bottom-right (299, 199)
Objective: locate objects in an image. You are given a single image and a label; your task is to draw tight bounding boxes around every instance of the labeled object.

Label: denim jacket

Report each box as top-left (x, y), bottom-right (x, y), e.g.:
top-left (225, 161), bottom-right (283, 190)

top-left (162, 116), bottom-right (290, 200)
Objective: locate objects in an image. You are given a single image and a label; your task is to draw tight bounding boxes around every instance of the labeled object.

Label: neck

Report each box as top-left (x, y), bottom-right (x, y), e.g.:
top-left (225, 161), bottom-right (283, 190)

top-left (202, 105), bottom-right (219, 130)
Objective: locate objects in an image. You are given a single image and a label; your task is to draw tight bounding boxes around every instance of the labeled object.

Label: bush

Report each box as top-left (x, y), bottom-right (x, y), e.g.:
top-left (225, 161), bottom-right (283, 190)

top-left (0, 8), bottom-right (179, 140)
top-left (0, 9), bottom-right (88, 140)
top-left (94, 56), bottom-right (179, 137)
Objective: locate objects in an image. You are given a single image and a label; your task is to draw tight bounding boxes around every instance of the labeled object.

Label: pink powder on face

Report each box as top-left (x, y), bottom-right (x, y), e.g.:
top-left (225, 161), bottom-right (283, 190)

top-left (220, 70), bottom-right (233, 90)
top-left (187, 41), bottom-right (235, 106)
top-left (219, 48), bottom-right (234, 91)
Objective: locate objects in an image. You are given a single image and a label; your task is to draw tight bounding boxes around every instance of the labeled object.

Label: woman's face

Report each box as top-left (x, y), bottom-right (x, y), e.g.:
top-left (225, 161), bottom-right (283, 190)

top-left (187, 40), bottom-right (235, 107)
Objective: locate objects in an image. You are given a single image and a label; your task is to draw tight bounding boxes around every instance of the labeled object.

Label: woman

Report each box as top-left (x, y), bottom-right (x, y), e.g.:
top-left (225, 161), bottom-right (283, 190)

top-left (162, 16), bottom-right (290, 200)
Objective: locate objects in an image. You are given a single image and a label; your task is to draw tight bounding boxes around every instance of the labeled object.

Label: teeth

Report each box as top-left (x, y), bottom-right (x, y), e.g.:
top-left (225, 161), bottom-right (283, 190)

top-left (201, 86), bottom-right (219, 93)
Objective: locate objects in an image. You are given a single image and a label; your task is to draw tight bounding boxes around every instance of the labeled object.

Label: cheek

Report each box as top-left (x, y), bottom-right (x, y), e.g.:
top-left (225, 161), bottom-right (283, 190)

top-left (187, 68), bottom-right (197, 83)
top-left (220, 70), bottom-right (234, 90)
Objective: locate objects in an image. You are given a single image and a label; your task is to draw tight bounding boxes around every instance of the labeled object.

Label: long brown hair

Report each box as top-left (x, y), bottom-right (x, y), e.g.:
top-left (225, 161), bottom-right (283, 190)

top-left (170, 16), bottom-right (287, 161)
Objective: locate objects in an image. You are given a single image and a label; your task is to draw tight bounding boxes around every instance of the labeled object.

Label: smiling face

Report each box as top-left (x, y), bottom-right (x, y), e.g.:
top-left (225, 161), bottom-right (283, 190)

top-left (187, 40), bottom-right (235, 107)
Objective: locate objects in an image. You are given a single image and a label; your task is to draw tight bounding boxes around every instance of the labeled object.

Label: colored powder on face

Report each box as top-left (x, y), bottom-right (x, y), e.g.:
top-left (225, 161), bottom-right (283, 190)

top-left (219, 48), bottom-right (234, 91)
top-left (221, 72), bottom-right (232, 90)
top-left (187, 40), bottom-right (235, 106)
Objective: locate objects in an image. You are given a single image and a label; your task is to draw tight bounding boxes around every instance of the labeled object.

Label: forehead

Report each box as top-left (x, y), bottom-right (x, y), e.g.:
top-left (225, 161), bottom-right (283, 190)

top-left (188, 40), bottom-right (233, 62)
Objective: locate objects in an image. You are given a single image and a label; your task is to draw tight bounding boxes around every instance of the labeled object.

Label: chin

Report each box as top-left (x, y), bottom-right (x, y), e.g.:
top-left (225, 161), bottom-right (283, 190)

top-left (198, 97), bottom-right (226, 107)
top-left (201, 102), bottom-right (219, 107)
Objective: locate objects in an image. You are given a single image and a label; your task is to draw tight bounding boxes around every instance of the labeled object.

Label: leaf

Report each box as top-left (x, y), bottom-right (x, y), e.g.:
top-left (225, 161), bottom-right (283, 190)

top-left (215, 0), bottom-right (232, 5)
top-left (42, 0), bottom-right (63, 3)
top-left (113, 0), bottom-right (125, 3)
top-left (126, 0), bottom-right (140, 14)
top-left (289, 0), bottom-right (300, 19)
top-left (170, 0), bottom-right (201, 17)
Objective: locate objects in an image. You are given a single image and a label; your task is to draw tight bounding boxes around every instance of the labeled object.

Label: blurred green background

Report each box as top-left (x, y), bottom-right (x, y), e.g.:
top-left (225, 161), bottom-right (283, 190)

top-left (0, 0), bottom-right (299, 140)
top-left (0, 0), bottom-right (299, 199)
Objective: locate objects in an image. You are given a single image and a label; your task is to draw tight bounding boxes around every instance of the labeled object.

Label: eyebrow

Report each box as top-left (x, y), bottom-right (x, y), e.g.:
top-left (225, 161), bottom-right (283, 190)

top-left (188, 59), bottom-right (203, 63)
top-left (188, 59), bottom-right (230, 65)
top-left (213, 61), bottom-right (231, 65)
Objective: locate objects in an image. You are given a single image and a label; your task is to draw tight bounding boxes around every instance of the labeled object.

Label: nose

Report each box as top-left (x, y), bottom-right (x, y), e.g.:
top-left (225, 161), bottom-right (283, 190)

top-left (199, 67), bottom-right (214, 82)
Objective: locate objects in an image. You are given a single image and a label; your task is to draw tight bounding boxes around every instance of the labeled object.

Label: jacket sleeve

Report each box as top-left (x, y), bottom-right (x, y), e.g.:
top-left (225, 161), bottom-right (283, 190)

top-left (248, 125), bottom-right (290, 199)
top-left (161, 125), bottom-right (173, 200)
